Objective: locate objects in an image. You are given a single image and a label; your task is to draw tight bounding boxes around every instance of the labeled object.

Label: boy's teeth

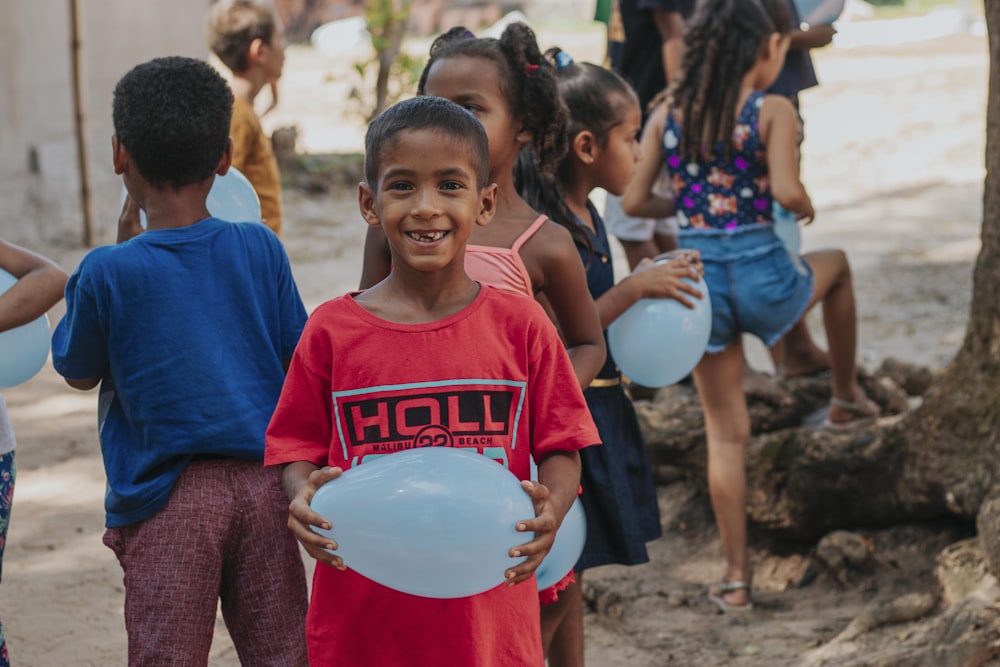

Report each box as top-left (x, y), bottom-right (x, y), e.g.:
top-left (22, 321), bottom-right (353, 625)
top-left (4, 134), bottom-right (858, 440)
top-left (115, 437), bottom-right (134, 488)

top-left (411, 231), bottom-right (445, 242)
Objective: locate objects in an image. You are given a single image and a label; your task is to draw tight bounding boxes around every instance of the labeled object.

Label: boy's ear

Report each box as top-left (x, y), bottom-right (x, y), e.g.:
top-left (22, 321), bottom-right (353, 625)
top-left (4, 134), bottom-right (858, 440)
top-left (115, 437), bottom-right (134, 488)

top-left (476, 183), bottom-right (499, 227)
top-left (358, 182), bottom-right (381, 228)
top-left (111, 135), bottom-right (128, 175)
top-left (572, 130), bottom-right (598, 165)
top-left (216, 138), bottom-right (234, 176)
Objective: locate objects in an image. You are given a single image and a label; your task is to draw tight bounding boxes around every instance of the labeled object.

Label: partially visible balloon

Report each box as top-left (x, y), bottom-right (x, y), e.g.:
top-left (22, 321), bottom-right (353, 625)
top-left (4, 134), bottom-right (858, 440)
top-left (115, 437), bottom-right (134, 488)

top-left (0, 269), bottom-right (51, 388)
top-left (310, 17), bottom-right (372, 55)
top-left (120, 167), bottom-right (262, 229)
top-left (773, 202), bottom-right (802, 257)
top-left (206, 167), bottom-right (262, 223)
top-left (607, 275), bottom-right (712, 388)
top-left (310, 447), bottom-right (534, 599)
top-left (535, 498), bottom-right (587, 591)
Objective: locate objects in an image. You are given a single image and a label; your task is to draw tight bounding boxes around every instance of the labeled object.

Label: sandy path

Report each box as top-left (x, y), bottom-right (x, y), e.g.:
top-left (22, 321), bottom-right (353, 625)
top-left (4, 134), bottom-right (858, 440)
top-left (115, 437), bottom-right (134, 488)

top-left (0, 27), bottom-right (988, 666)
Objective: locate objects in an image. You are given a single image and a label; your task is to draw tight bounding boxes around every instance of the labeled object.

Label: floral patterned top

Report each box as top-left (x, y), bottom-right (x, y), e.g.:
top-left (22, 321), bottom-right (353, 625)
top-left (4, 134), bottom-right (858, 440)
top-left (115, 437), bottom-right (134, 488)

top-left (663, 91), bottom-right (772, 231)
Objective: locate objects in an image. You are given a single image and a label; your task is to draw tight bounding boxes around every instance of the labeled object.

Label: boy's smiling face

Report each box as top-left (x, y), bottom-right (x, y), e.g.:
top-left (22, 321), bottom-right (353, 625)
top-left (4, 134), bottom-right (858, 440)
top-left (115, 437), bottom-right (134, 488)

top-left (360, 128), bottom-right (496, 275)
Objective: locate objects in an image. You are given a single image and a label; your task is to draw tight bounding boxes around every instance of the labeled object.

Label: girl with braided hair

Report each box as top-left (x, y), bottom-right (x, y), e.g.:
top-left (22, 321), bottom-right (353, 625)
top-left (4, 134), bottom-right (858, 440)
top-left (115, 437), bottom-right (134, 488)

top-left (623, 0), bottom-right (878, 611)
top-left (357, 19), bottom-right (606, 642)
top-left (516, 48), bottom-right (704, 664)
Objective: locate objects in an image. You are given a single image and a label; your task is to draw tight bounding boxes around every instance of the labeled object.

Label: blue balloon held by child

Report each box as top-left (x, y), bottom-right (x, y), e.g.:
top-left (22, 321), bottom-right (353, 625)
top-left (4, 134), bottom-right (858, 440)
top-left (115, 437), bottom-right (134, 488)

top-left (773, 202), bottom-right (802, 257)
top-left (310, 447), bottom-right (535, 599)
top-left (121, 166), bottom-right (262, 229)
top-left (535, 497), bottom-right (586, 591)
top-left (607, 274), bottom-right (712, 388)
top-left (0, 269), bottom-right (52, 388)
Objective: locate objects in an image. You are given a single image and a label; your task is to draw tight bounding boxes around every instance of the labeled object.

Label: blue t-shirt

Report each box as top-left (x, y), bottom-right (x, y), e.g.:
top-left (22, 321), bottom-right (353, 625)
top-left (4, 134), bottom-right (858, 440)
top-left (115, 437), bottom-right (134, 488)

top-left (52, 218), bottom-right (307, 527)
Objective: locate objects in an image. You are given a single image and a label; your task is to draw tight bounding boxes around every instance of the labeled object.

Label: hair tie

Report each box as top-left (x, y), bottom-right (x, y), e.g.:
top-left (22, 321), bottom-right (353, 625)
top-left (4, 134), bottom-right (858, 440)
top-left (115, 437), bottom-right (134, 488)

top-left (553, 51), bottom-right (574, 69)
top-left (524, 63), bottom-right (539, 75)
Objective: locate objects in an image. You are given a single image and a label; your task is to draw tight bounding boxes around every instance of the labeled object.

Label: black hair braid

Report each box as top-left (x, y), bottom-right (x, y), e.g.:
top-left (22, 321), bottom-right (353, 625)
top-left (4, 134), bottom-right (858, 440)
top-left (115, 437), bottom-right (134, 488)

top-left (673, 0), bottom-right (791, 162)
top-left (498, 23), bottom-right (569, 179)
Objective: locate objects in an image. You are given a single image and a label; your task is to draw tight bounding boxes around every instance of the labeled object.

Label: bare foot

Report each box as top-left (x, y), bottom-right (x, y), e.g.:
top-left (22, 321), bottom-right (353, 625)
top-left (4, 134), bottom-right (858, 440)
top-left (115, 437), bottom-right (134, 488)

top-left (742, 366), bottom-right (793, 407)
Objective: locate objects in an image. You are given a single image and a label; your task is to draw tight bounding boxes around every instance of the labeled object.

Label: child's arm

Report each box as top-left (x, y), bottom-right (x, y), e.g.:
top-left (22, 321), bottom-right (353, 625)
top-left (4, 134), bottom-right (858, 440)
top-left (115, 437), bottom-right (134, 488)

top-left (504, 450), bottom-right (581, 586)
top-left (281, 461), bottom-right (348, 569)
top-left (531, 225), bottom-right (606, 389)
top-left (622, 105), bottom-right (676, 219)
top-left (595, 256), bottom-right (704, 328)
top-left (359, 226), bottom-right (392, 290)
top-left (0, 240), bottom-right (67, 332)
top-left (762, 95), bottom-right (815, 222)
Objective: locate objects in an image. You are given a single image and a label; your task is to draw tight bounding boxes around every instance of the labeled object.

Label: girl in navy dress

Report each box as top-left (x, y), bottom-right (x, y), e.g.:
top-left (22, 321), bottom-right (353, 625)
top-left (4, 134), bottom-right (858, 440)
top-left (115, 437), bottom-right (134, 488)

top-left (517, 49), bottom-right (703, 665)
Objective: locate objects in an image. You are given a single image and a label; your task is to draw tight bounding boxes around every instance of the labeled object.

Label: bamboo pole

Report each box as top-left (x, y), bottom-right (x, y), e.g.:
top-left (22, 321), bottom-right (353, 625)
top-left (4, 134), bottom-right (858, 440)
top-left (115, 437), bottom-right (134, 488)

top-left (69, 0), bottom-right (95, 246)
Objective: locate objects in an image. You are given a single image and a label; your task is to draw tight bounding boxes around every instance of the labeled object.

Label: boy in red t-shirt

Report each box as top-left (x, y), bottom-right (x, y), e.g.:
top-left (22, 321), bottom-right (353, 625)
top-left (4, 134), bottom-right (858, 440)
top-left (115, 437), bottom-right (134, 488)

top-left (265, 96), bottom-right (600, 666)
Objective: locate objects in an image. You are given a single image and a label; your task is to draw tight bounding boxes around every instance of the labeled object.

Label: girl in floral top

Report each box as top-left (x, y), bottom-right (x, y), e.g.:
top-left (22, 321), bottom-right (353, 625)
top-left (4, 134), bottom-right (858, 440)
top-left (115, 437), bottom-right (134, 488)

top-left (623, 0), bottom-right (879, 611)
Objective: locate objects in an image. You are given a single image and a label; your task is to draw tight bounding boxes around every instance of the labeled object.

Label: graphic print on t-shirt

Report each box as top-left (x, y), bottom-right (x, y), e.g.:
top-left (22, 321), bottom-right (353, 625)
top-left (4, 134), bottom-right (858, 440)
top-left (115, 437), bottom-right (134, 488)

top-left (332, 379), bottom-right (527, 469)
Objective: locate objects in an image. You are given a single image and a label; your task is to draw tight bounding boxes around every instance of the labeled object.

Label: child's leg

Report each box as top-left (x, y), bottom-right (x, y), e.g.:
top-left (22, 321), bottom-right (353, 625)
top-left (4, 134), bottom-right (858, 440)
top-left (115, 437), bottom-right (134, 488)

top-left (774, 320), bottom-right (830, 378)
top-left (801, 250), bottom-right (879, 423)
top-left (221, 462), bottom-right (308, 667)
top-left (102, 463), bottom-right (230, 667)
top-left (692, 342), bottom-right (752, 606)
top-left (543, 578), bottom-right (585, 667)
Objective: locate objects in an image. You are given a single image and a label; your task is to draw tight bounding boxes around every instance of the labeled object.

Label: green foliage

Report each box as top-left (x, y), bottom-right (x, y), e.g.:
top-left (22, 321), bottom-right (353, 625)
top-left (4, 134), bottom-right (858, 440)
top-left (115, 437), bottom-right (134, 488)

top-left (348, 0), bottom-right (424, 122)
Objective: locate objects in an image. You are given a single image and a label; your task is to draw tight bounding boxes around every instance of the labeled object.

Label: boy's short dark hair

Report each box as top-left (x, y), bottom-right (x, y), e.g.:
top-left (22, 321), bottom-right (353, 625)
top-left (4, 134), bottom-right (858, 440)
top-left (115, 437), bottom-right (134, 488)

top-left (113, 56), bottom-right (233, 189)
top-left (364, 96), bottom-right (490, 189)
top-left (206, 0), bottom-right (277, 73)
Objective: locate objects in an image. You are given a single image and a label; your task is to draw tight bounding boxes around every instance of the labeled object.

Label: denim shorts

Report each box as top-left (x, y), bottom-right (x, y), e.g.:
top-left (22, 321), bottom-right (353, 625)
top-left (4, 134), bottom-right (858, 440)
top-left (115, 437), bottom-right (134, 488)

top-left (678, 225), bottom-right (813, 354)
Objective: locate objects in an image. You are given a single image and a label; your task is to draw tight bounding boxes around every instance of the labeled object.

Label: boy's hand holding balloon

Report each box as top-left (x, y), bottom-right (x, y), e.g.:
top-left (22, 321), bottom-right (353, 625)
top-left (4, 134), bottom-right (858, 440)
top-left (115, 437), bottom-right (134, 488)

top-left (286, 463), bottom-right (347, 569)
top-left (505, 479), bottom-right (558, 586)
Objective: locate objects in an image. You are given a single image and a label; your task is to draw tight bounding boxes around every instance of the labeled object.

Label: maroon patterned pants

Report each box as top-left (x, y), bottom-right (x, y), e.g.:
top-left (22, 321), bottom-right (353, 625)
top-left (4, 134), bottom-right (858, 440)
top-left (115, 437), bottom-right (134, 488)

top-left (103, 458), bottom-right (308, 667)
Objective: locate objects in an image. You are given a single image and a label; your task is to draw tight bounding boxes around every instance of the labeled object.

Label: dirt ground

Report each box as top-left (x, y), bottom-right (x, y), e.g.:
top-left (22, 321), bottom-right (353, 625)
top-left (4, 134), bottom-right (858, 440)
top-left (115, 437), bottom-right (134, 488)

top-left (0, 21), bottom-right (991, 667)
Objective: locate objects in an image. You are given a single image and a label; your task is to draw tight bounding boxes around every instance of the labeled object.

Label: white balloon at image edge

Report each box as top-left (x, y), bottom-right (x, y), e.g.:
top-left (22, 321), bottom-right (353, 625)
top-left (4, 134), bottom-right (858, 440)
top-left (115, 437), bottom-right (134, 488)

top-left (0, 269), bottom-right (51, 388)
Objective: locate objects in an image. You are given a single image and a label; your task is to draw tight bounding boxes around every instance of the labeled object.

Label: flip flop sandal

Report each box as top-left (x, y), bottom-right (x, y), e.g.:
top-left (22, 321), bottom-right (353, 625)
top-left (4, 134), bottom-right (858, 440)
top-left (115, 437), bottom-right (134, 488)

top-left (822, 396), bottom-right (880, 432)
top-left (708, 580), bottom-right (754, 613)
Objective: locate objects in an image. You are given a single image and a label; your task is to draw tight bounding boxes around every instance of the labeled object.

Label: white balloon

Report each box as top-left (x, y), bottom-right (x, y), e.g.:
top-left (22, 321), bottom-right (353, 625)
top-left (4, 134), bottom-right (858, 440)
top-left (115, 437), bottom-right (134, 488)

top-left (120, 167), bottom-right (262, 228)
top-left (0, 269), bottom-right (51, 388)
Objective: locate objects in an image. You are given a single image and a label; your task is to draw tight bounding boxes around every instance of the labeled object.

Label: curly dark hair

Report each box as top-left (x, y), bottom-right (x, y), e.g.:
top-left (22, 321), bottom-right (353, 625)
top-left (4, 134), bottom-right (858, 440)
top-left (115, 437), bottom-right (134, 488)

top-left (416, 22), bottom-right (569, 182)
top-left (112, 56), bottom-right (233, 189)
top-left (364, 96), bottom-right (490, 189)
top-left (515, 48), bottom-right (638, 255)
top-left (206, 0), bottom-right (276, 73)
top-left (672, 0), bottom-right (792, 162)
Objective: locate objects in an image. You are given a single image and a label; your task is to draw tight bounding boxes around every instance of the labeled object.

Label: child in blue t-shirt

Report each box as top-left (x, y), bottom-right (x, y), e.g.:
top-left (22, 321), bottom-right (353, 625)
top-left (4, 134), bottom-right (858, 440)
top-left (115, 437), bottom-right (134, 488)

top-left (51, 56), bottom-right (309, 666)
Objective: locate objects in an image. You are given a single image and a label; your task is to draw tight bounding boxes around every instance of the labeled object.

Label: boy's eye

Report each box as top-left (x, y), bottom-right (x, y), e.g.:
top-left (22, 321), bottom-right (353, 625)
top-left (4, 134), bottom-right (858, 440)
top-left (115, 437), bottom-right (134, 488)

top-left (441, 181), bottom-right (464, 191)
top-left (387, 181), bottom-right (413, 191)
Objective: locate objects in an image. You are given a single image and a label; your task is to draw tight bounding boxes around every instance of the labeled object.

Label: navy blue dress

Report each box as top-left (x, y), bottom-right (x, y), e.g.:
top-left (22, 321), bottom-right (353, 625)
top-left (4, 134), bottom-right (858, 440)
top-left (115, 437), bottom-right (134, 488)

top-left (575, 202), bottom-right (662, 570)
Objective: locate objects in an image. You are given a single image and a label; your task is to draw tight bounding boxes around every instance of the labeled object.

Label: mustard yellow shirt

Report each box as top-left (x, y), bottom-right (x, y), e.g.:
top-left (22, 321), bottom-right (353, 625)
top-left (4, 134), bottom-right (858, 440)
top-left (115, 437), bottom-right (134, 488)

top-left (230, 97), bottom-right (283, 237)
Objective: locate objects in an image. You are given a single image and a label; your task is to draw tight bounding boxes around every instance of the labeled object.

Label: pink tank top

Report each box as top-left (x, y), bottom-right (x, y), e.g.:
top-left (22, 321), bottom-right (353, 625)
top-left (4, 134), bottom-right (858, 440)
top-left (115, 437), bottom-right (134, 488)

top-left (465, 215), bottom-right (549, 297)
